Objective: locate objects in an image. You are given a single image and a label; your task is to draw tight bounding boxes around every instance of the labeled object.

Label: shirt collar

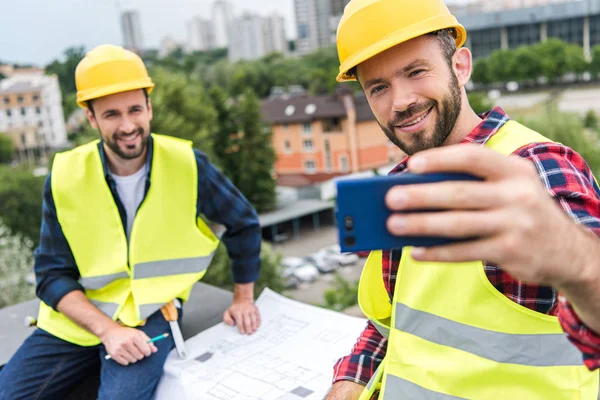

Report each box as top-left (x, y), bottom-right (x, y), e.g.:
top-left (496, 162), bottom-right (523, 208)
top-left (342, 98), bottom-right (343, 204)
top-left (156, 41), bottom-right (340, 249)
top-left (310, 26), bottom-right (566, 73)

top-left (98, 134), bottom-right (154, 179)
top-left (389, 107), bottom-right (510, 175)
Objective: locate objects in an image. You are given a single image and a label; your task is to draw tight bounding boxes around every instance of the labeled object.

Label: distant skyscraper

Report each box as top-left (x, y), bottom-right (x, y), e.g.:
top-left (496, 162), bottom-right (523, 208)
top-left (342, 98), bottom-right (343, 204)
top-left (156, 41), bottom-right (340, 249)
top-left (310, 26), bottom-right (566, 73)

top-left (186, 17), bottom-right (215, 52)
top-left (229, 12), bottom-right (266, 62)
top-left (262, 13), bottom-right (288, 55)
top-left (212, 0), bottom-right (234, 49)
top-left (159, 36), bottom-right (180, 58)
top-left (330, 0), bottom-right (350, 16)
top-left (294, 0), bottom-right (333, 55)
top-left (121, 10), bottom-right (144, 53)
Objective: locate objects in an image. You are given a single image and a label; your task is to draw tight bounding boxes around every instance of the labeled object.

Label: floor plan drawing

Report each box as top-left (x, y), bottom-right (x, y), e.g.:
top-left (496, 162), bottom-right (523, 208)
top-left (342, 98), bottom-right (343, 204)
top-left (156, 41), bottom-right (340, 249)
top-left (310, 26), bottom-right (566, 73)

top-left (155, 289), bottom-right (368, 400)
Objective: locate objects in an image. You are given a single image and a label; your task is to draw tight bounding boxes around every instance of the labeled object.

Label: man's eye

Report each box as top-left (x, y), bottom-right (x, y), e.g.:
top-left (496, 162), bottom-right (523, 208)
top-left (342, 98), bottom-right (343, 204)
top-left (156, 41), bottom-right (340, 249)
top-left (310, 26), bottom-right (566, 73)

top-left (409, 69), bottom-right (425, 77)
top-left (371, 85), bottom-right (386, 95)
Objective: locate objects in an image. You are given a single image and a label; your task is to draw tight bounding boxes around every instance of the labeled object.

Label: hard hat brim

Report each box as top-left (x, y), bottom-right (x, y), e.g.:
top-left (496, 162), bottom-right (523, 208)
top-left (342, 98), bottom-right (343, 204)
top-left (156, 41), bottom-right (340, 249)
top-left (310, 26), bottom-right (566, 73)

top-left (336, 15), bottom-right (467, 82)
top-left (76, 78), bottom-right (155, 108)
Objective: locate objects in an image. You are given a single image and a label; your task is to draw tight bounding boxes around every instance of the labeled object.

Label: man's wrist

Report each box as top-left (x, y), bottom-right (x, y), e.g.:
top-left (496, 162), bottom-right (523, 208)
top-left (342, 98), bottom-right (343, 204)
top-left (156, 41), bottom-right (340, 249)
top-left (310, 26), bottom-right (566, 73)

top-left (233, 282), bottom-right (255, 302)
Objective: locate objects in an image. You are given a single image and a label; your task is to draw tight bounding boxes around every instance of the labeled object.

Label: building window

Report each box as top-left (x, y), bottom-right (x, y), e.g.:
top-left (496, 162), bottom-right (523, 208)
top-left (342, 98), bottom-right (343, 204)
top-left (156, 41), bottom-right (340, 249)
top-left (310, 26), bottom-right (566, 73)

top-left (32, 95), bottom-right (39, 102)
top-left (548, 17), bottom-right (584, 46)
top-left (304, 160), bottom-right (316, 173)
top-left (507, 23), bottom-right (541, 48)
top-left (20, 107), bottom-right (26, 116)
top-left (6, 109), bottom-right (11, 117)
top-left (38, 121), bottom-right (43, 128)
top-left (17, 96), bottom-right (24, 104)
top-left (283, 123), bottom-right (289, 131)
top-left (21, 133), bottom-right (26, 145)
top-left (340, 155), bottom-right (349, 172)
top-left (591, 15), bottom-right (600, 47)
top-left (284, 139), bottom-right (291, 153)
top-left (322, 117), bottom-right (342, 132)
top-left (3, 97), bottom-right (8, 105)
top-left (302, 122), bottom-right (312, 134)
top-left (36, 106), bottom-right (41, 114)
top-left (470, 28), bottom-right (502, 59)
top-left (303, 139), bottom-right (314, 152)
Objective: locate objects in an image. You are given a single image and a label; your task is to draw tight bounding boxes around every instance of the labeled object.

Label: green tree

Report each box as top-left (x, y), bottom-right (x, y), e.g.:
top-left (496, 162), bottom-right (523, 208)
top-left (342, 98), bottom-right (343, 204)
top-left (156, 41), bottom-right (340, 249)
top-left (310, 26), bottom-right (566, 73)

top-left (0, 166), bottom-right (45, 247)
top-left (0, 222), bottom-right (36, 308)
top-left (45, 46), bottom-right (86, 119)
top-left (584, 110), bottom-right (599, 130)
top-left (565, 44), bottom-right (588, 78)
top-left (209, 86), bottom-right (243, 185)
top-left (202, 241), bottom-right (285, 297)
top-left (591, 45), bottom-right (600, 78)
top-left (0, 133), bottom-right (14, 164)
top-left (149, 68), bottom-right (218, 158)
top-left (533, 39), bottom-right (570, 83)
top-left (471, 57), bottom-right (493, 85)
top-left (511, 46), bottom-right (542, 84)
top-left (488, 49), bottom-right (516, 84)
top-left (467, 92), bottom-right (492, 115)
top-left (236, 89), bottom-right (277, 213)
top-left (322, 274), bottom-right (359, 311)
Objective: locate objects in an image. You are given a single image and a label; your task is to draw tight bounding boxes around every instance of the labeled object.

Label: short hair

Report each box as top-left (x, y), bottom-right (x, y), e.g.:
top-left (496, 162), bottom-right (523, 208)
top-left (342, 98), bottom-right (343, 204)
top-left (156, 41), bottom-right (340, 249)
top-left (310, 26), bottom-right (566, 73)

top-left (87, 88), bottom-right (149, 116)
top-left (348, 28), bottom-right (458, 80)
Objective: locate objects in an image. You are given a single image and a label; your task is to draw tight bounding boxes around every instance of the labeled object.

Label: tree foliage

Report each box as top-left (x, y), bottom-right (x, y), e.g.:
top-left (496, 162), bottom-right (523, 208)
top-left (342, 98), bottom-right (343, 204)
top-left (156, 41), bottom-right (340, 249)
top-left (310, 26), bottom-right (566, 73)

top-left (0, 133), bottom-right (14, 164)
top-left (322, 274), bottom-right (359, 311)
top-left (45, 46), bottom-right (86, 119)
top-left (0, 222), bottom-right (36, 308)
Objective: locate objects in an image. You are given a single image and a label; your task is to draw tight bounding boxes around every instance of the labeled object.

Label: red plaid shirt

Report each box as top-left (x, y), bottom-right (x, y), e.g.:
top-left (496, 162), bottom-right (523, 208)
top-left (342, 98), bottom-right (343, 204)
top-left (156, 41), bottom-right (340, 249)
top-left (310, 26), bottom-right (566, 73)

top-left (333, 107), bottom-right (600, 387)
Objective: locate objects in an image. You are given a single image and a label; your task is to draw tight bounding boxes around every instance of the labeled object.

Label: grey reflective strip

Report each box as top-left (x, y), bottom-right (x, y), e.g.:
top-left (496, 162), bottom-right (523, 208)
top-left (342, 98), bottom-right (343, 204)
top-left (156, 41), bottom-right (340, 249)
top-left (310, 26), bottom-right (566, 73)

top-left (80, 272), bottom-right (129, 290)
top-left (133, 254), bottom-right (215, 279)
top-left (383, 375), bottom-right (467, 400)
top-left (90, 300), bottom-right (119, 317)
top-left (366, 365), bottom-right (382, 390)
top-left (139, 303), bottom-right (166, 320)
top-left (395, 303), bottom-right (583, 367)
top-left (372, 320), bottom-right (390, 340)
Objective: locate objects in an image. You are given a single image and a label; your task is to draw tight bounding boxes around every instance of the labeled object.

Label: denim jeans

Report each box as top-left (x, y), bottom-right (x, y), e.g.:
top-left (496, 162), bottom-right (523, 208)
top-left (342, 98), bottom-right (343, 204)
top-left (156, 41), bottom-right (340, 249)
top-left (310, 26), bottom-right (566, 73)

top-left (0, 307), bottom-right (181, 400)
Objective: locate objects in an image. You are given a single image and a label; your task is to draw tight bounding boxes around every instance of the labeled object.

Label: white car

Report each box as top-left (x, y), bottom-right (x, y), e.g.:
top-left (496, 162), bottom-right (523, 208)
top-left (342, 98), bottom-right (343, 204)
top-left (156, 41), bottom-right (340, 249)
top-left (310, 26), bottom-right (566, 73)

top-left (281, 257), bottom-right (319, 283)
top-left (322, 244), bottom-right (359, 266)
top-left (304, 253), bottom-right (338, 273)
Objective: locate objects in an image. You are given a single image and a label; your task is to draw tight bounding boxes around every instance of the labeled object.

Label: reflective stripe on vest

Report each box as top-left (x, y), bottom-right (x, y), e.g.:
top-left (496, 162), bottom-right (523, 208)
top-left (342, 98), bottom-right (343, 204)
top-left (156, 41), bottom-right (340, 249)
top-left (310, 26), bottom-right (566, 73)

top-left (382, 376), bottom-right (466, 400)
top-left (395, 302), bottom-right (583, 367)
top-left (37, 134), bottom-right (220, 346)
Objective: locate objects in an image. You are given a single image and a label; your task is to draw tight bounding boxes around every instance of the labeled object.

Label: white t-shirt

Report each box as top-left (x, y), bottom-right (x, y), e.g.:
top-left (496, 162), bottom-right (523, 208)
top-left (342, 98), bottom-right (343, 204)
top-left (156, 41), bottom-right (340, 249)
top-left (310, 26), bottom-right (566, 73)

top-left (111, 165), bottom-right (148, 241)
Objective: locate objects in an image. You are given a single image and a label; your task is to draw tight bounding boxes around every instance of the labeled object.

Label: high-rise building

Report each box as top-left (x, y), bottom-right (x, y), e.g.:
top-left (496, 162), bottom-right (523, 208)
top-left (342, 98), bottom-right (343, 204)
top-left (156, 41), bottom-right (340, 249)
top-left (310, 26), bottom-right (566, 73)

top-left (329, 0), bottom-right (351, 44)
top-left (0, 71), bottom-right (68, 162)
top-left (294, 0), bottom-right (335, 55)
top-left (159, 36), bottom-right (181, 58)
top-left (120, 10), bottom-right (144, 53)
top-left (330, 0), bottom-right (350, 16)
top-left (212, 0), bottom-right (234, 49)
top-left (186, 17), bottom-right (215, 52)
top-left (263, 13), bottom-right (288, 55)
top-left (229, 12), bottom-right (266, 62)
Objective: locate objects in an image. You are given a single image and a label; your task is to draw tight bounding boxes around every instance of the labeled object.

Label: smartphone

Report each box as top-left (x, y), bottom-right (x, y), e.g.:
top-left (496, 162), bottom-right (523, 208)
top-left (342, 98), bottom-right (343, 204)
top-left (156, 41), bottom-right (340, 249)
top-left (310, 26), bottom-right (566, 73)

top-left (335, 172), bottom-right (480, 252)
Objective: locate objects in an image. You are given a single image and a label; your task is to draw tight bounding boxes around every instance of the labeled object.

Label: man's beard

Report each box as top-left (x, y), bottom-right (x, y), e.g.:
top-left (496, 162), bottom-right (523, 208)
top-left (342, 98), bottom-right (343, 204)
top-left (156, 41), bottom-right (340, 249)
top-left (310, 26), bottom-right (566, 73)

top-left (104, 127), bottom-right (149, 160)
top-left (381, 73), bottom-right (462, 156)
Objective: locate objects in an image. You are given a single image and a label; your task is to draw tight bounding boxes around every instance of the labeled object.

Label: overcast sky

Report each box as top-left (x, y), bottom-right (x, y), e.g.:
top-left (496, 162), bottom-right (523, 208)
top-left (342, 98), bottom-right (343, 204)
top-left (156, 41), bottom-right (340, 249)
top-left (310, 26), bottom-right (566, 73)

top-left (1, 0), bottom-right (465, 67)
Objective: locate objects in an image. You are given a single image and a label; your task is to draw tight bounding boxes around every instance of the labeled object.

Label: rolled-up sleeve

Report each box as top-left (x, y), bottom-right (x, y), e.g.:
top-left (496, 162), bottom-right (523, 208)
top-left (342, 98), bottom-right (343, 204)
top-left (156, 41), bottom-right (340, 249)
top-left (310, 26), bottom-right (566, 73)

top-left (34, 174), bottom-right (83, 310)
top-left (195, 150), bottom-right (261, 284)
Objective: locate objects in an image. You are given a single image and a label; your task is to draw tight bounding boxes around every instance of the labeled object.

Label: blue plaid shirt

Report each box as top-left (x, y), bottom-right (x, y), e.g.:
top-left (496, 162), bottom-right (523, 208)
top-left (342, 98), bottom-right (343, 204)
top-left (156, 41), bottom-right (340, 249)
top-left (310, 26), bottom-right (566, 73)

top-left (34, 135), bottom-right (261, 309)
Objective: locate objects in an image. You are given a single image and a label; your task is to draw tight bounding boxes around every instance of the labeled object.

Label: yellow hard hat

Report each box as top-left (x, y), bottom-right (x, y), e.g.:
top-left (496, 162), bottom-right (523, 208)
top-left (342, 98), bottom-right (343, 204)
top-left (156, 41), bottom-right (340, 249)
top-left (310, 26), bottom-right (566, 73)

top-left (336, 0), bottom-right (467, 82)
top-left (75, 44), bottom-right (154, 108)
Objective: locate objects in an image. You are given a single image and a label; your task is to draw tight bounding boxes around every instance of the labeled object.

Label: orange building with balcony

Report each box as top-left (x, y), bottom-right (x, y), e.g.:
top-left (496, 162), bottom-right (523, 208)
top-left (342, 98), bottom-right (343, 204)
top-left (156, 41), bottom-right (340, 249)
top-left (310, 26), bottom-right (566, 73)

top-left (261, 86), bottom-right (405, 187)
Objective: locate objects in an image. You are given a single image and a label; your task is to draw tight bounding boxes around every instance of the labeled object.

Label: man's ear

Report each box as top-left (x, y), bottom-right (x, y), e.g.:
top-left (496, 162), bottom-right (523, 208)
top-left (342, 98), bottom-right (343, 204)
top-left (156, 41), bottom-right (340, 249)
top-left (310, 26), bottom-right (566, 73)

top-left (85, 108), bottom-right (98, 129)
top-left (147, 98), bottom-right (153, 121)
top-left (453, 47), bottom-right (473, 88)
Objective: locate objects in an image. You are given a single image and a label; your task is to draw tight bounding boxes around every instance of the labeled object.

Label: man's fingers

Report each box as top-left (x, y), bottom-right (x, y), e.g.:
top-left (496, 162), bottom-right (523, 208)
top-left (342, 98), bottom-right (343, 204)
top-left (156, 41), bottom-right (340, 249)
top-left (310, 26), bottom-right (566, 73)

top-left (136, 333), bottom-right (153, 357)
top-left (408, 144), bottom-right (537, 181)
top-left (385, 181), bottom-right (504, 211)
top-left (243, 312), bottom-right (254, 335)
top-left (410, 236), bottom-right (506, 265)
top-left (114, 355), bottom-right (130, 366)
top-left (125, 341), bottom-right (145, 361)
top-left (223, 310), bottom-right (235, 326)
top-left (387, 210), bottom-right (506, 238)
top-left (250, 309), bottom-right (261, 332)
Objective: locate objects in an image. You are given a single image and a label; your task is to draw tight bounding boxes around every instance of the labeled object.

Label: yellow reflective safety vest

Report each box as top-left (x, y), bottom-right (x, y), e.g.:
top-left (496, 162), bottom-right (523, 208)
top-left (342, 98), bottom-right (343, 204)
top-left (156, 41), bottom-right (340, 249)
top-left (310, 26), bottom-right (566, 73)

top-left (358, 120), bottom-right (600, 399)
top-left (37, 134), bottom-right (219, 346)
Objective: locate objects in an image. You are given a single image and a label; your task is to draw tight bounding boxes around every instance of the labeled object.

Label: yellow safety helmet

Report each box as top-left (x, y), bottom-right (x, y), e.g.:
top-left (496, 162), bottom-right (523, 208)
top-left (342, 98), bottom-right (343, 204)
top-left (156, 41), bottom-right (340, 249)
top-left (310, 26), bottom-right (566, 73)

top-left (336, 0), bottom-right (467, 82)
top-left (75, 44), bottom-right (154, 108)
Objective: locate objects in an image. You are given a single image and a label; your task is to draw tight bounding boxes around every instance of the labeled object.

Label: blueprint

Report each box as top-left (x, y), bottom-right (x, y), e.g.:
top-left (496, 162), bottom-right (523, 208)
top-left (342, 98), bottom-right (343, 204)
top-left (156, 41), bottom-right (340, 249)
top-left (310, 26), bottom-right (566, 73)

top-left (154, 288), bottom-right (368, 400)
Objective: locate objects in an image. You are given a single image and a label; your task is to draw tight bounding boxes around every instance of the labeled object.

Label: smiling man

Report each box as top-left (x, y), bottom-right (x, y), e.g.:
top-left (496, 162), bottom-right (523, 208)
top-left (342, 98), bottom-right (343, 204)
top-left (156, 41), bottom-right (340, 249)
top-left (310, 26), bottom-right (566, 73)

top-left (0, 45), bottom-right (262, 400)
top-left (327, 1), bottom-right (600, 399)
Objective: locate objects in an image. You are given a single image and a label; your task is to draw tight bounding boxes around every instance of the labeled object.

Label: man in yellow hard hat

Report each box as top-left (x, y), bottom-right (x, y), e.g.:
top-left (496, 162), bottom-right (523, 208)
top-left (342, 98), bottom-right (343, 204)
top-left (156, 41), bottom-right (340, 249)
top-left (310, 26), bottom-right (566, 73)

top-left (328, 0), bottom-right (600, 399)
top-left (0, 44), bottom-right (262, 399)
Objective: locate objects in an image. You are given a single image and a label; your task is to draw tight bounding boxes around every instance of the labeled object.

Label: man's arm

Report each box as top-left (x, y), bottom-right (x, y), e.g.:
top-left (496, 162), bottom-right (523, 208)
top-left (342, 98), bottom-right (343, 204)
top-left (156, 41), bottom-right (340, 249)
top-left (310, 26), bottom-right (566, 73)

top-left (326, 321), bottom-right (387, 399)
top-left (194, 150), bottom-right (262, 334)
top-left (36, 174), bottom-right (156, 365)
top-left (383, 144), bottom-right (600, 358)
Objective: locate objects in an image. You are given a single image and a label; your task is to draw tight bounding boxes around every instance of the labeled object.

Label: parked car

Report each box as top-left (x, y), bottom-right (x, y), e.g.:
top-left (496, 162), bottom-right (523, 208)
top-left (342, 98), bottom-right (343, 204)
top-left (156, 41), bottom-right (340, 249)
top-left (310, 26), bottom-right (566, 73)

top-left (304, 253), bottom-right (338, 274)
top-left (322, 244), bottom-right (359, 266)
top-left (281, 257), bottom-right (319, 283)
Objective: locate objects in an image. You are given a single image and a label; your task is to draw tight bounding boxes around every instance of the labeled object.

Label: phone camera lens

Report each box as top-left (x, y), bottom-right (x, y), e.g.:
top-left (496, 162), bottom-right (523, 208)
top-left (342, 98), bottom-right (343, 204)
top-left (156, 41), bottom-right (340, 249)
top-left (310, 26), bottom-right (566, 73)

top-left (344, 216), bottom-right (354, 231)
top-left (344, 236), bottom-right (356, 247)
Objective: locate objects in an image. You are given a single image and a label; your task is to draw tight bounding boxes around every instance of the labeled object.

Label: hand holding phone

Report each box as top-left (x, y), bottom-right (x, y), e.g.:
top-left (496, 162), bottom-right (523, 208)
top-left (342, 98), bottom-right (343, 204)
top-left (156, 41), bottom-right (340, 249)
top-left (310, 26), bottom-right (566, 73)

top-left (335, 172), bottom-right (480, 252)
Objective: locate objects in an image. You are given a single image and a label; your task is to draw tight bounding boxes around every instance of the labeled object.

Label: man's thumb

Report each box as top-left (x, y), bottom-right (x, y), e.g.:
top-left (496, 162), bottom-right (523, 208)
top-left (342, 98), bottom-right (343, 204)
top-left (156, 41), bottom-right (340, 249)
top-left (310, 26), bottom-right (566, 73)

top-left (223, 310), bottom-right (235, 326)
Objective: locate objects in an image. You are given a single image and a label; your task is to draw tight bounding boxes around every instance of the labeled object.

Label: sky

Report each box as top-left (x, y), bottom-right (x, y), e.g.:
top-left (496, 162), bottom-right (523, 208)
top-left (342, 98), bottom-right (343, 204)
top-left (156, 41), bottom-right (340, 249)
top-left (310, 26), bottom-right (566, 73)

top-left (0, 0), bottom-right (465, 67)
